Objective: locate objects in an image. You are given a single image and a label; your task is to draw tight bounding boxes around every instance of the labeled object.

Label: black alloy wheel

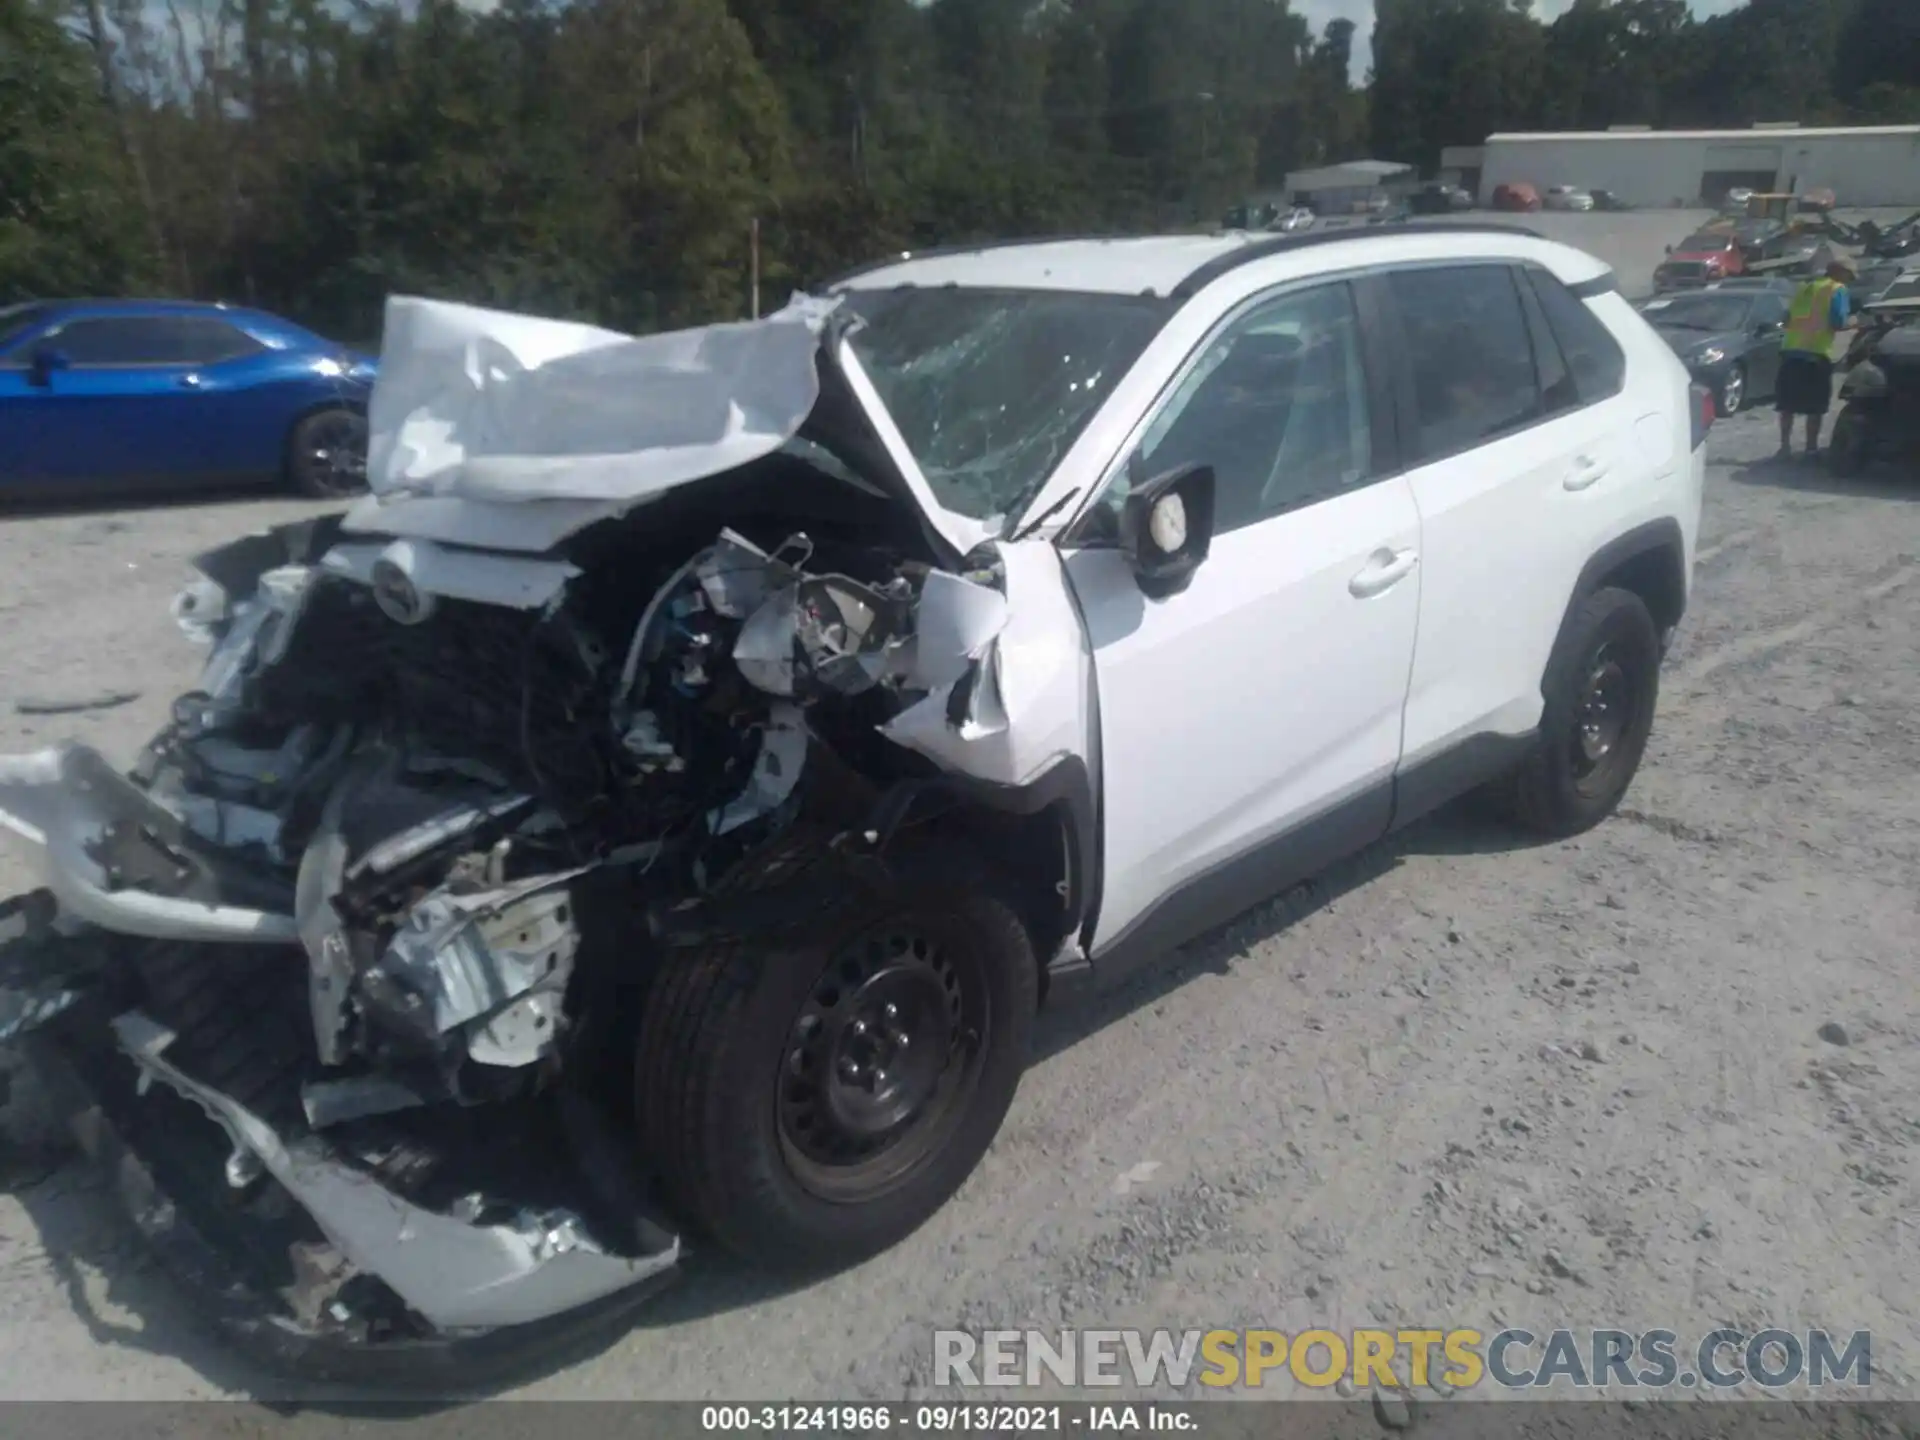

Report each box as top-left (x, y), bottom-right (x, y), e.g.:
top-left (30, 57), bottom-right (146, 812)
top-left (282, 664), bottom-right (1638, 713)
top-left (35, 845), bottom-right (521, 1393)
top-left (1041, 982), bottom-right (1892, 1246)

top-left (289, 408), bottom-right (370, 498)
top-left (1501, 586), bottom-right (1663, 838)
top-left (633, 839), bottom-right (1037, 1270)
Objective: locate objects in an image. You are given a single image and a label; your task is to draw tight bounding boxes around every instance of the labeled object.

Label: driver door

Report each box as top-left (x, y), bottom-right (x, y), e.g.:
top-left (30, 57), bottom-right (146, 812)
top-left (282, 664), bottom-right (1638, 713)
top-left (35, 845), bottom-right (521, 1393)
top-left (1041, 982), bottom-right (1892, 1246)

top-left (1059, 276), bottom-right (1422, 964)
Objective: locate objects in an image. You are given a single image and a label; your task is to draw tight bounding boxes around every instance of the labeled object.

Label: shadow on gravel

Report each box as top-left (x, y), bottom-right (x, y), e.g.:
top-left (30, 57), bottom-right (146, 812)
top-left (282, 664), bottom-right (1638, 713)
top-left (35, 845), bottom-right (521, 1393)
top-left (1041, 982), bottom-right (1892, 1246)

top-left (0, 1149), bottom-right (293, 1402)
top-left (1030, 798), bottom-right (1556, 1067)
top-left (1724, 453), bottom-right (1920, 500)
top-left (0, 481), bottom-right (339, 521)
top-left (0, 803), bottom-right (1556, 1412)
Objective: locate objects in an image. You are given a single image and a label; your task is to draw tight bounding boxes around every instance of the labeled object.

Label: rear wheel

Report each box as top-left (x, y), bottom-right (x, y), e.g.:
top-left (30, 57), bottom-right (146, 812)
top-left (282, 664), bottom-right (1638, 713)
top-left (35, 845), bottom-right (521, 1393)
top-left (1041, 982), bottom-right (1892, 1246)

top-left (634, 840), bottom-right (1037, 1269)
top-left (286, 408), bottom-right (369, 499)
top-left (1497, 587), bottom-right (1662, 839)
top-left (1827, 404), bottom-right (1873, 478)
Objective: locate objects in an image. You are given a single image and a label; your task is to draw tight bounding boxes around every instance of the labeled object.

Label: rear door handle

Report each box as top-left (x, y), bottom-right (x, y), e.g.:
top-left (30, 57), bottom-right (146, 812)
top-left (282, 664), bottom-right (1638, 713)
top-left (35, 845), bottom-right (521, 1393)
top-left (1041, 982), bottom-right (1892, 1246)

top-left (1564, 456), bottom-right (1608, 491)
top-left (1349, 547), bottom-right (1418, 598)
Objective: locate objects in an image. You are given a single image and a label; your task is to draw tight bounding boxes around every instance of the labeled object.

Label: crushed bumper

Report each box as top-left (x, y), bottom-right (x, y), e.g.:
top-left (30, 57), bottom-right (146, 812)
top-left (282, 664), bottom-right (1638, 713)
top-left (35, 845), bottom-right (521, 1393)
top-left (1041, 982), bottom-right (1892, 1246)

top-left (0, 745), bottom-right (300, 944)
top-left (1, 902), bottom-right (682, 1389)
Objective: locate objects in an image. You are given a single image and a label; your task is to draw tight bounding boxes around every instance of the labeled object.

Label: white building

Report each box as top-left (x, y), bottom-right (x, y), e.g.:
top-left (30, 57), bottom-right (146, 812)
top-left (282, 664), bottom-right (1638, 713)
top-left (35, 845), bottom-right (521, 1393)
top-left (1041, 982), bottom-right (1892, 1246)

top-left (1282, 160), bottom-right (1414, 214)
top-left (1478, 125), bottom-right (1920, 208)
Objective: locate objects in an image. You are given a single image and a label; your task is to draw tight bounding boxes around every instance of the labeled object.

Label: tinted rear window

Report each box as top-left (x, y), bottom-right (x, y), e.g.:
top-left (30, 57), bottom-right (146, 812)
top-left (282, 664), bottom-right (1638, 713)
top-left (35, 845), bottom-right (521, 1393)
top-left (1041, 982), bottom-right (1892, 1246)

top-left (1389, 264), bottom-right (1542, 463)
top-left (1524, 268), bottom-right (1626, 404)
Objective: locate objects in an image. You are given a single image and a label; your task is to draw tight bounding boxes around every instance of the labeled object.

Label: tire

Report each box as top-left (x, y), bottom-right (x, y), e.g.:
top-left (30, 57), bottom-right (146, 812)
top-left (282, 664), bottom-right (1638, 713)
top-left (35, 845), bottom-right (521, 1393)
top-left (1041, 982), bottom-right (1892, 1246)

top-left (1718, 363), bottom-right (1746, 416)
top-left (1500, 586), bottom-right (1662, 839)
top-left (633, 839), bottom-right (1038, 1270)
top-left (1826, 405), bottom-right (1873, 478)
top-left (286, 407), bottom-right (369, 499)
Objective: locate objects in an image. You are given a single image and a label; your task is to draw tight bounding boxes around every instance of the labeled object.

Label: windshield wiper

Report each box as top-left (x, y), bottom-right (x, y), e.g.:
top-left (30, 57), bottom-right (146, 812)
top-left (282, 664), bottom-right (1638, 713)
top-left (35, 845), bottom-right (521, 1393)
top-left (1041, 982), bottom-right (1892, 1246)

top-left (1011, 486), bottom-right (1082, 543)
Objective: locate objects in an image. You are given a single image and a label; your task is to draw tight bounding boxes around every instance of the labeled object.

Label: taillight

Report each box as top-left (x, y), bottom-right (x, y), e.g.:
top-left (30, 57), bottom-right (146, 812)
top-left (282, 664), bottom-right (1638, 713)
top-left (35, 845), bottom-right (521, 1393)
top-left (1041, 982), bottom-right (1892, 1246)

top-left (1690, 382), bottom-right (1714, 449)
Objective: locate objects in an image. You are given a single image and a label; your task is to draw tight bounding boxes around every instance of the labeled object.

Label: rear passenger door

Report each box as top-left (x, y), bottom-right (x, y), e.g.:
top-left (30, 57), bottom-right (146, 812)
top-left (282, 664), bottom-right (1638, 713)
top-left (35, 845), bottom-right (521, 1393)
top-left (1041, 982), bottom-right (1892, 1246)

top-left (1384, 261), bottom-right (1637, 776)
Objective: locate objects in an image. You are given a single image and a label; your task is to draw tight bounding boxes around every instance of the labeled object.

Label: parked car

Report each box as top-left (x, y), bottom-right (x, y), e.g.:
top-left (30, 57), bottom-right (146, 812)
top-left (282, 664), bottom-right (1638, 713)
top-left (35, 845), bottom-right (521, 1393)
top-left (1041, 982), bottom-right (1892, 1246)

top-left (1637, 287), bottom-right (1790, 414)
top-left (1408, 183), bottom-right (1473, 214)
top-left (1544, 185), bottom-right (1596, 212)
top-left (1492, 182), bottom-right (1542, 212)
top-left (1271, 206), bottom-right (1317, 233)
top-left (1654, 231), bottom-right (1748, 291)
top-left (1829, 277), bottom-right (1920, 476)
top-left (0, 225), bottom-right (1707, 1378)
top-left (1590, 189), bottom-right (1634, 212)
top-left (1725, 186), bottom-right (1757, 209)
top-left (0, 299), bottom-right (375, 500)
top-left (1223, 200), bottom-right (1281, 230)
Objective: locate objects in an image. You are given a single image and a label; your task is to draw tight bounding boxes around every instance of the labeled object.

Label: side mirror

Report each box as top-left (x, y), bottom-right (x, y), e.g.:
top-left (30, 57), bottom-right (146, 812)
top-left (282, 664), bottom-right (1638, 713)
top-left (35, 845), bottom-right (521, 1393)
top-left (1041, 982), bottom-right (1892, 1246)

top-left (28, 346), bottom-right (70, 387)
top-left (1664, 244), bottom-right (1674, 255)
top-left (1118, 461), bottom-right (1215, 600)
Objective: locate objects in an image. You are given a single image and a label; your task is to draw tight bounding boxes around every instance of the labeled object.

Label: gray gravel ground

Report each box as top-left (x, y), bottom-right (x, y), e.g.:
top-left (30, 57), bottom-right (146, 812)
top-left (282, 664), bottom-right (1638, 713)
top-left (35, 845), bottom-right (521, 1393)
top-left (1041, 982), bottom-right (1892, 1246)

top-left (0, 236), bottom-right (1916, 1409)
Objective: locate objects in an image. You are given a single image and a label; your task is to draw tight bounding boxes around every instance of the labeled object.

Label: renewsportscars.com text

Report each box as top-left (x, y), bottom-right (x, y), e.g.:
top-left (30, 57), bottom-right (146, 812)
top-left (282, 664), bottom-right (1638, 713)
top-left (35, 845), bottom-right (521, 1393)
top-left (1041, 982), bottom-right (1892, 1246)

top-left (932, 1328), bottom-right (1872, 1392)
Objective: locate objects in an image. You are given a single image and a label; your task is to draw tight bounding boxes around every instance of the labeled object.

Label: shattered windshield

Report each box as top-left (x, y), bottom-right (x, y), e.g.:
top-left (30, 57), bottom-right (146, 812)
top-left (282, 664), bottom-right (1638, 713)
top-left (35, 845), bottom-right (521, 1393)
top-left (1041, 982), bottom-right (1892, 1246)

top-left (839, 287), bottom-right (1169, 522)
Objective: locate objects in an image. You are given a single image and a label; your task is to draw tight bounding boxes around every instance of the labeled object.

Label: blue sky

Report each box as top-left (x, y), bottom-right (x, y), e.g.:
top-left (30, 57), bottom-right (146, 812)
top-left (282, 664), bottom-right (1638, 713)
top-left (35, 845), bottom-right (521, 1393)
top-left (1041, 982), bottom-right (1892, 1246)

top-left (1318, 0), bottom-right (1750, 79)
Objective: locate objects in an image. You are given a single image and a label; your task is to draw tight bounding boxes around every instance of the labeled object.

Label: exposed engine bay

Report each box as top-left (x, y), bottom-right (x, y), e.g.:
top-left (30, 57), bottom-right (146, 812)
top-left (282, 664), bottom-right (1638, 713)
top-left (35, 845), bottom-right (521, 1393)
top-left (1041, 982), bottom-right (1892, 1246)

top-left (0, 292), bottom-right (1095, 1374)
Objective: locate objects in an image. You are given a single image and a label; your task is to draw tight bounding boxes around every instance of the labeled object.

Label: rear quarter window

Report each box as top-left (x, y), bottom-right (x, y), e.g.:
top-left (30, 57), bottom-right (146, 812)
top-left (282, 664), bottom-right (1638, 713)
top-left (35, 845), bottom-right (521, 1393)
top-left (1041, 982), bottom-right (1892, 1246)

top-left (1523, 268), bottom-right (1626, 404)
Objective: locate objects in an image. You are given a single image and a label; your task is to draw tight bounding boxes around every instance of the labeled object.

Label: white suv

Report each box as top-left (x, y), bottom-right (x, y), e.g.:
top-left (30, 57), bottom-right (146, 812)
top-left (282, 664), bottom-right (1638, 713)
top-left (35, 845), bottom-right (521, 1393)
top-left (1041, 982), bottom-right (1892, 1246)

top-left (0, 223), bottom-right (1709, 1374)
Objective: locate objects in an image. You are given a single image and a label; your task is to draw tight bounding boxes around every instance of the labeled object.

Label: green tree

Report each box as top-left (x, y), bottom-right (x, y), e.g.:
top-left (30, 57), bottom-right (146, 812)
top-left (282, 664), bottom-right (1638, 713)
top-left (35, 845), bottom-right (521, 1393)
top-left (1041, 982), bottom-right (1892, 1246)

top-left (0, 0), bottom-right (156, 299)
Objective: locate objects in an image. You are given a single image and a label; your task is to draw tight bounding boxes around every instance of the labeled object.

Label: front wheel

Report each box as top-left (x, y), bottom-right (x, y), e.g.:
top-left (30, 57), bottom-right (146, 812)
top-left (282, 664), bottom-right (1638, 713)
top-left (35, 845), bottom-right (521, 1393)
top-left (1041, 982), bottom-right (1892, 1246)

top-left (1718, 363), bottom-right (1746, 416)
top-left (1827, 404), bottom-right (1873, 478)
top-left (287, 407), bottom-right (369, 499)
top-left (1499, 587), bottom-right (1662, 839)
top-left (633, 840), bottom-right (1038, 1270)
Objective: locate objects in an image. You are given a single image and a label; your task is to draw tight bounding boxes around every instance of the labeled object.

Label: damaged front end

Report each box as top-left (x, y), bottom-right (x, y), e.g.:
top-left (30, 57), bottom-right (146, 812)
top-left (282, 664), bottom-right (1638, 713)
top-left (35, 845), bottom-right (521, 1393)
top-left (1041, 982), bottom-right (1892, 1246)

top-left (0, 295), bottom-right (1084, 1381)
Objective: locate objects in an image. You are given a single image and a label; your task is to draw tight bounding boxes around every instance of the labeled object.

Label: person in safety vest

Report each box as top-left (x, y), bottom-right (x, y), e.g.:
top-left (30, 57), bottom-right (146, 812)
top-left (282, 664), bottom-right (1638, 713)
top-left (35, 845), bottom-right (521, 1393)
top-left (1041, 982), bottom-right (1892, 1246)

top-left (1775, 259), bottom-right (1857, 459)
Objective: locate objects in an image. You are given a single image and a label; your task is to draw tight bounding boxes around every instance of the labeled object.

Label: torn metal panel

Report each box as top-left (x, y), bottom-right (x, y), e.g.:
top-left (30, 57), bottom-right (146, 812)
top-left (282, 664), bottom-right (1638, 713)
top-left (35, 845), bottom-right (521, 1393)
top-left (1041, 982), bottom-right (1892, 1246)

top-left (906, 568), bottom-right (1011, 689)
top-left (708, 703), bottom-right (808, 837)
top-left (375, 875), bottom-right (585, 1046)
top-left (111, 1011), bottom-right (679, 1331)
top-left (880, 540), bottom-right (1093, 788)
top-left (0, 746), bottom-right (299, 943)
top-left (301, 1074), bottom-right (436, 1129)
top-left (320, 538), bottom-right (581, 613)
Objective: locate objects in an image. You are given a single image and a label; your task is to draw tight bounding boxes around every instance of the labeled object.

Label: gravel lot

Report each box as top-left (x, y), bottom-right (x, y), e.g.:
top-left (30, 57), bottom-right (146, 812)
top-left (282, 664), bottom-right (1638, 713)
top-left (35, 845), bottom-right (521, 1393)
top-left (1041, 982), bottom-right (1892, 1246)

top-left (0, 225), bottom-right (1916, 1410)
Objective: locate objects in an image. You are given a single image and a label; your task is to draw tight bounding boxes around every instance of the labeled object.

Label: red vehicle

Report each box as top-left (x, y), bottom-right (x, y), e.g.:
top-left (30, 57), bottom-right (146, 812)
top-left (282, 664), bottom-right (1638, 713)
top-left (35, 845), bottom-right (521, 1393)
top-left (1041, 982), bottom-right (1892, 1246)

top-left (1491, 182), bottom-right (1541, 213)
top-left (1654, 230), bottom-right (1747, 292)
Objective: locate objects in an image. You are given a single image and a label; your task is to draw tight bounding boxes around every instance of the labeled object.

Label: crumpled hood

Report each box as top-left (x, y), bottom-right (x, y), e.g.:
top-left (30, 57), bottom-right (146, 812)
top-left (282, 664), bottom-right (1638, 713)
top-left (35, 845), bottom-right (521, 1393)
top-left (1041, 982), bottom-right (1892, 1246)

top-left (347, 294), bottom-right (991, 562)
top-left (365, 293), bottom-right (837, 505)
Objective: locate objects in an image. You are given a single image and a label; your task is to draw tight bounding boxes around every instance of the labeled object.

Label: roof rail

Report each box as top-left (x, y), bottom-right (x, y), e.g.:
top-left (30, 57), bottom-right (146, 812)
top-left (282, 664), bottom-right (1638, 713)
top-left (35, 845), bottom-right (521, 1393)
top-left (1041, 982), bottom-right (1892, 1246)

top-left (820, 233), bottom-right (1145, 290)
top-left (1169, 220), bottom-right (1545, 298)
top-left (817, 219), bottom-right (1547, 299)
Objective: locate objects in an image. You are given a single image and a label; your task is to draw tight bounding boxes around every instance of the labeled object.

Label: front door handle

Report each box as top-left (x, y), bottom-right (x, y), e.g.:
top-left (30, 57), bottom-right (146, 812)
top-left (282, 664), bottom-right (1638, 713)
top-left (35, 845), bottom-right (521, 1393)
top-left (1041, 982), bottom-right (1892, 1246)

top-left (1564, 456), bottom-right (1608, 491)
top-left (1349, 547), bottom-right (1418, 598)
top-left (177, 373), bottom-right (203, 389)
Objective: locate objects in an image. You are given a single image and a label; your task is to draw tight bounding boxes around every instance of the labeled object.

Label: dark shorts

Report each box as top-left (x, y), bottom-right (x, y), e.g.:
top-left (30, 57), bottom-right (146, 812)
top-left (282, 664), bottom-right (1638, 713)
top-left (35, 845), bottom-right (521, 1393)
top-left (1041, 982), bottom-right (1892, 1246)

top-left (1775, 352), bottom-right (1834, 417)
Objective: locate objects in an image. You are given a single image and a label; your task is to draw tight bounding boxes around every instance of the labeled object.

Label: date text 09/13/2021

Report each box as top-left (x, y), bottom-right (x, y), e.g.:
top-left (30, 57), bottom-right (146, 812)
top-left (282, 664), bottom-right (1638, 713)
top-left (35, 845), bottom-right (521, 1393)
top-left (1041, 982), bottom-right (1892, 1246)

top-left (702, 1406), bottom-right (1190, 1432)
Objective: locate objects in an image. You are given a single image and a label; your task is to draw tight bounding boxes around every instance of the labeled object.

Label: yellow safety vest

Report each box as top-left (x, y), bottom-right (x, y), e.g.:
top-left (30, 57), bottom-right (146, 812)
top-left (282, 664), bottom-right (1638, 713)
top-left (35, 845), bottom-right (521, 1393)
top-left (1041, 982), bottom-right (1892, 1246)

top-left (1783, 279), bottom-right (1840, 360)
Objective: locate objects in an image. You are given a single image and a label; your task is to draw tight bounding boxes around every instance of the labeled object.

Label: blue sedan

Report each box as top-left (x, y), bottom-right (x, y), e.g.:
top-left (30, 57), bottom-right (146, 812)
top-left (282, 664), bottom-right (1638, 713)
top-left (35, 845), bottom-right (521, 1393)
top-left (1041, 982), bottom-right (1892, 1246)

top-left (0, 298), bottom-right (377, 500)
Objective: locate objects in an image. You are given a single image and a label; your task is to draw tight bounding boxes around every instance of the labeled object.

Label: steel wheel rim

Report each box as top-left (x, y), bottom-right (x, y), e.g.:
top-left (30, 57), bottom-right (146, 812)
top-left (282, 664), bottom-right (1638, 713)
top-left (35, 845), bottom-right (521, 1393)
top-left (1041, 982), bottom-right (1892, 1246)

top-left (1572, 642), bottom-right (1633, 787)
top-left (776, 922), bottom-right (988, 1202)
top-left (304, 413), bottom-right (368, 495)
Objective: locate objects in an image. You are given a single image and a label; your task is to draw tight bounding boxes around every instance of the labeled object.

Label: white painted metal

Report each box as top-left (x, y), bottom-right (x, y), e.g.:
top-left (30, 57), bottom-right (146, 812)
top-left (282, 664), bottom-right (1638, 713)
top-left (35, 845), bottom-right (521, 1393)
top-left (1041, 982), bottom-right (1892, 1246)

top-left (1066, 476), bottom-right (1423, 953)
